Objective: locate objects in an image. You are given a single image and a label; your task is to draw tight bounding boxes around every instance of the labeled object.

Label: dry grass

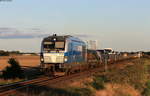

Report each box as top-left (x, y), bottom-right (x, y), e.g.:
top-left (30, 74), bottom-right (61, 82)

top-left (96, 84), bottom-right (140, 96)
top-left (0, 55), bottom-right (40, 70)
top-left (0, 78), bottom-right (23, 85)
top-left (69, 77), bottom-right (93, 88)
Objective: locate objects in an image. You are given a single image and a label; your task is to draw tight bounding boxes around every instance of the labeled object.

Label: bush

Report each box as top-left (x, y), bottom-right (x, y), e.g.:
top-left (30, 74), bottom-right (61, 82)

top-left (142, 80), bottom-right (150, 96)
top-left (91, 75), bottom-right (107, 90)
top-left (67, 87), bottom-right (93, 96)
top-left (2, 58), bottom-right (24, 79)
top-left (36, 87), bottom-right (93, 96)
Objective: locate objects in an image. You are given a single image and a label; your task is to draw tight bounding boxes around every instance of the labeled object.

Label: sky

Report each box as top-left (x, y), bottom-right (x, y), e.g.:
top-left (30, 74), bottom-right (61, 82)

top-left (0, 0), bottom-right (150, 52)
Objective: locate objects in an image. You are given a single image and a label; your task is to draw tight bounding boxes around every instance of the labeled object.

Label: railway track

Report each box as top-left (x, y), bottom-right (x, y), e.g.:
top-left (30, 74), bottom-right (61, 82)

top-left (0, 76), bottom-right (54, 95)
top-left (0, 58), bottom-right (137, 96)
top-left (0, 70), bottom-right (100, 96)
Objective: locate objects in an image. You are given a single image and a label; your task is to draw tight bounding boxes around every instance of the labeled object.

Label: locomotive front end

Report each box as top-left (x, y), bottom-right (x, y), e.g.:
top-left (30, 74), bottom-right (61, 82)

top-left (41, 40), bottom-right (65, 64)
top-left (40, 35), bottom-right (68, 75)
top-left (43, 52), bottom-right (64, 64)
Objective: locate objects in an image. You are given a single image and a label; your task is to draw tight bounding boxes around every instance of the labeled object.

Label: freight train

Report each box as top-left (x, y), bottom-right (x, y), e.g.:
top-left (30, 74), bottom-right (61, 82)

top-left (40, 34), bottom-right (139, 75)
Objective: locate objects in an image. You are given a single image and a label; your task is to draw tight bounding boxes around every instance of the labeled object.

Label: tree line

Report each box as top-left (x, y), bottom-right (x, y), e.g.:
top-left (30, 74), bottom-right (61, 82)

top-left (0, 50), bottom-right (38, 56)
top-left (0, 50), bottom-right (21, 56)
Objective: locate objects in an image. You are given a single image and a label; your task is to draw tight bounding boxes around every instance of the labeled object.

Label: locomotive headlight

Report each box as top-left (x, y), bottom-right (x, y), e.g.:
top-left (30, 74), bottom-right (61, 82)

top-left (41, 58), bottom-right (44, 61)
top-left (53, 38), bottom-right (56, 41)
top-left (64, 56), bottom-right (68, 62)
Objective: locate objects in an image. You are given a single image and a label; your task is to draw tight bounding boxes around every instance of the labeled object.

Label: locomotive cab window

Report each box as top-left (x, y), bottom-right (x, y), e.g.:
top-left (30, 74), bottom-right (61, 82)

top-left (43, 41), bottom-right (65, 51)
top-left (55, 42), bottom-right (65, 49)
top-left (43, 42), bottom-right (55, 49)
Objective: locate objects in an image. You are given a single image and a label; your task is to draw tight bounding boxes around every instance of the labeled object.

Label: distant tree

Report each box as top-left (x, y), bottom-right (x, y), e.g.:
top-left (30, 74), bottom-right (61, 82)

top-left (2, 58), bottom-right (24, 79)
top-left (0, 50), bottom-right (9, 56)
top-left (0, 50), bottom-right (22, 56)
top-left (146, 52), bottom-right (150, 56)
top-left (10, 51), bottom-right (21, 55)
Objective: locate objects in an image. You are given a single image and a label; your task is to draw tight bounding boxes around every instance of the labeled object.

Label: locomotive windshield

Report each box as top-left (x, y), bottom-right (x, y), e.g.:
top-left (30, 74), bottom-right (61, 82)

top-left (43, 41), bottom-right (65, 51)
top-left (55, 42), bottom-right (65, 48)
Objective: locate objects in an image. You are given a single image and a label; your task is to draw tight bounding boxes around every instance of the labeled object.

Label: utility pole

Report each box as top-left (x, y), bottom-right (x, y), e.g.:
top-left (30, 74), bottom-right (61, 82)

top-left (104, 53), bottom-right (108, 73)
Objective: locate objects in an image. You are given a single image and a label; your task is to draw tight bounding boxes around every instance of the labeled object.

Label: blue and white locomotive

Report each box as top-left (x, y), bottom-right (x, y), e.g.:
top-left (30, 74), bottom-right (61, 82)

top-left (40, 34), bottom-right (86, 75)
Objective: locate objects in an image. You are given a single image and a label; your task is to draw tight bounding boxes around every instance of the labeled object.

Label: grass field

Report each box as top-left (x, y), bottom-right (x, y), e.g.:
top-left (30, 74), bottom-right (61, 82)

top-left (0, 55), bottom-right (40, 70)
top-left (0, 57), bottom-right (150, 96)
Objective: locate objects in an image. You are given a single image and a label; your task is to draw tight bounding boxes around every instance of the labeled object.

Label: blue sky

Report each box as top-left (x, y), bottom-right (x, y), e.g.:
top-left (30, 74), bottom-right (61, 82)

top-left (0, 0), bottom-right (150, 52)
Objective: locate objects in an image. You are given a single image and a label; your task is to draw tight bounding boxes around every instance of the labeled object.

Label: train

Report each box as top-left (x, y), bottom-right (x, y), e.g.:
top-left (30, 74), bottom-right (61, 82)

top-left (40, 34), bottom-right (140, 76)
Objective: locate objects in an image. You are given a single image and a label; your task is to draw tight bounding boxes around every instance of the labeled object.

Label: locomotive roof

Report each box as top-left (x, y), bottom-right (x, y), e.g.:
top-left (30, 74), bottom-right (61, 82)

top-left (43, 35), bottom-right (72, 41)
top-left (43, 35), bottom-right (85, 44)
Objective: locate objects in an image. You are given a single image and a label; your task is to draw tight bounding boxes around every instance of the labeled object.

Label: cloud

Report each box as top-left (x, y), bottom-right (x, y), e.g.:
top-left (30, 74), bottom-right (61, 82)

top-left (0, 27), bottom-right (97, 39)
top-left (0, 27), bottom-right (49, 39)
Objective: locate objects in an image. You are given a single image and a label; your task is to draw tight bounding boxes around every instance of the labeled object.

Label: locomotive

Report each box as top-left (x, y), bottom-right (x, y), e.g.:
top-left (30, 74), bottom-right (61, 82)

top-left (40, 34), bottom-right (86, 75)
top-left (40, 34), bottom-right (139, 76)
